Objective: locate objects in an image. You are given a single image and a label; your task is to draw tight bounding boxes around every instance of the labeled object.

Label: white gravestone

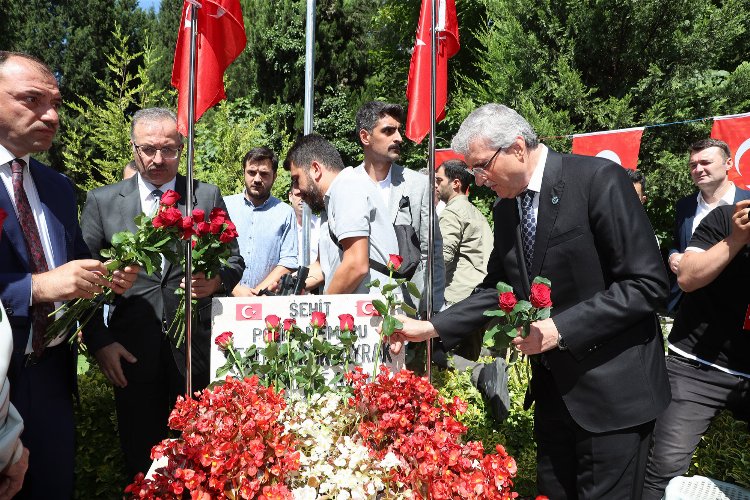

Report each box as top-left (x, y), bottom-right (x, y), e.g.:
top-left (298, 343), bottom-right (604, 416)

top-left (210, 295), bottom-right (404, 383)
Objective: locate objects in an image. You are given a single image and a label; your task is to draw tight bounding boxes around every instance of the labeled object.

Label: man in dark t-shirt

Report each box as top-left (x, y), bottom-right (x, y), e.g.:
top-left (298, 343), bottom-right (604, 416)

top-left (643, 199), bottom-right (750, 499)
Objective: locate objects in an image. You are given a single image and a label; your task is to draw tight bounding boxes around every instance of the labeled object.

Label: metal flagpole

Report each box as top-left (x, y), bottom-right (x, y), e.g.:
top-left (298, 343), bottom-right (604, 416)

top-left (301, 0), bottom-right (316, 265)
top-left (425, 0), bottom-right (438, 380)
top-left (184, 2), bottom-right (198, 396)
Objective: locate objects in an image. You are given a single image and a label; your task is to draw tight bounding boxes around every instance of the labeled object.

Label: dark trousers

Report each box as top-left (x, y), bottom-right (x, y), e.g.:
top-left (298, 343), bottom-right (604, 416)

top-left (8, 343), bottom-right (75, 500)
top-left (532, 366), bottom-right (654, 499)
top-left (114, 337), bottom-right (207, 480)
top-left (642, 355), bottom-right (750, 500)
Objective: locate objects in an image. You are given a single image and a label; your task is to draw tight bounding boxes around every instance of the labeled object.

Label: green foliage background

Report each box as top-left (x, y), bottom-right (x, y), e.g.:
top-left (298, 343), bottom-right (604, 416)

top-left (3, 0), bottom-right (750, 496)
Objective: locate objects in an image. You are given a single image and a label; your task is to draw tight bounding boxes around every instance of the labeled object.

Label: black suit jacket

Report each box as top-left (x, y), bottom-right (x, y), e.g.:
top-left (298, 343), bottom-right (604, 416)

top-left (667, 186), bottom-right (750, 313)
top-left (80, 175), bottom-right (243, 381)
top-left (431, 150), bottom-right (671, 433)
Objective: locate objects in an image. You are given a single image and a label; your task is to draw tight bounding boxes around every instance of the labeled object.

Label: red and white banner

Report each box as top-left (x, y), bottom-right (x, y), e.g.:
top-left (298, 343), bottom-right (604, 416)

top-left (171, 0), bottom-right (247, 136)
top-left (711, 112), bottom-right (750, 190)
top-left (571, 127), bottom-right (645, 170)
top-left (405, 0), bottom-right (460, 144)
top-left (435, 148), bottom-right (464, 169)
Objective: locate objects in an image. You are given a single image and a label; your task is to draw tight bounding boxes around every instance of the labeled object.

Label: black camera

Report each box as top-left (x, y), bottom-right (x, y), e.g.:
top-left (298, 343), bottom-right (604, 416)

top-left (258, 266), bottom-right (309, 296)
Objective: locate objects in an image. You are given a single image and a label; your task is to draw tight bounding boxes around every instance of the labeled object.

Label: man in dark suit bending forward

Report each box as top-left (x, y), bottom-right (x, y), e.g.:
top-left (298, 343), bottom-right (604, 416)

top-left (391, 104), bottom-right (671, 499)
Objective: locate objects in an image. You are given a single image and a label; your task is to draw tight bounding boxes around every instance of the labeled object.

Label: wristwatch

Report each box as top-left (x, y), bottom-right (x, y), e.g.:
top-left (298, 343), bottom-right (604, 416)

top-left (557, 333), bottom-right (568, 351)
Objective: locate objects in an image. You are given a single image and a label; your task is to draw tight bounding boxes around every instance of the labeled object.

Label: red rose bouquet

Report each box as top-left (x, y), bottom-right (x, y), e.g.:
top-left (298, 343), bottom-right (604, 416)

top-left (167, 206), bottom-right (238, 347)
top-left (483, 276), bottom-right (553, 350)
top-left (44, 191), bottom-right (185, 345)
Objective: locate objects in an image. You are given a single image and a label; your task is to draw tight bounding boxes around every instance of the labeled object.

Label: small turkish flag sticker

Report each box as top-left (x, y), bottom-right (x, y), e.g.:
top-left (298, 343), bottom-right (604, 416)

top-left (743, 305), bottom-right (750, 331)
top-left (236, 303), bottom-right (262, 321)
top-left (356, 301), bottom-right (379, 317)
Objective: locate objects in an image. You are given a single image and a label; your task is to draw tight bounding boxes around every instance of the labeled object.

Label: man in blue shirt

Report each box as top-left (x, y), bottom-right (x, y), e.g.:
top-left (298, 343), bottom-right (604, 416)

top-left (225, 147), bottom-right (298, 295)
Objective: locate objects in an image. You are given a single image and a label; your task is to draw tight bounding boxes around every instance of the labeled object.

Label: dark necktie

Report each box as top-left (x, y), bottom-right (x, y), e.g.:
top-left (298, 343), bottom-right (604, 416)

top-left (520, 189), bottom-right (536, 274)
top-left (151, 189), bottom-right (164, 214)
top-left (11, 159), bottom-right (54, 355)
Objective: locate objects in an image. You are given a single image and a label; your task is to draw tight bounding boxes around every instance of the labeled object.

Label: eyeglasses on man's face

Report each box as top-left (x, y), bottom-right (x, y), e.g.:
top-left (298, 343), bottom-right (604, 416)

top-left (466, 146), bottom-right (505, 182)
top-left (133, 144), bottom-right (183, 160)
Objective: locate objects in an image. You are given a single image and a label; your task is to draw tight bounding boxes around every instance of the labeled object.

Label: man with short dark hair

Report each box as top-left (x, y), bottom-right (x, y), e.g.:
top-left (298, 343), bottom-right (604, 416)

top-left (627, 168), bottom-right (647, 205)
top-left (390, 103), bottom-right (670, 498)
top-left (435, 160), bottom-right (493, 305)
top-left (285, 133), bottom-right (397, 293)
top-left (667, 138), bottom-right (750, 313)
top-left (225, 147), bottom-right (297, 296)
top-left (353, 101), bottom-right (445, 314)
top-left (0, 51), bottom-right (138, 499)
top-left (643, 199), bottom-right (750, 499)
top-left (80, 107), bottom-right (244, 479)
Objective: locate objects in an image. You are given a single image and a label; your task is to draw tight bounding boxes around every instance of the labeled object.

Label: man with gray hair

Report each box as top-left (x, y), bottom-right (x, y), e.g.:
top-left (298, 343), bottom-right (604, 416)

top-left (389, 103), bottom-right (670, 498)
top-left (80, 107), bottom-right (244, 479)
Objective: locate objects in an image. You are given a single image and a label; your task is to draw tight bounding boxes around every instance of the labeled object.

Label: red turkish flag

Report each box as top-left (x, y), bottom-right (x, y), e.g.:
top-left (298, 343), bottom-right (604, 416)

top-left (571, 127), bottom-right (645, 170)
top-left (171, 0), bottom-right (247, 136)
top-left (711, 112), bottom-right (750, 190)
top-left (405, 0), bottom-right (460, 144)
top-left (435, 148), bottom-right (464, 169)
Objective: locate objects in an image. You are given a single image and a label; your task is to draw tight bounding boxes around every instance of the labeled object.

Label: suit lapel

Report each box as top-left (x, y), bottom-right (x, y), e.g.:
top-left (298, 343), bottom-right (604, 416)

top-left (0, 170), bottom-right (29, 269)
top-left (530, 150), bottom-right (564, 281)
top-left (118, 176), bottom-right (142, 235)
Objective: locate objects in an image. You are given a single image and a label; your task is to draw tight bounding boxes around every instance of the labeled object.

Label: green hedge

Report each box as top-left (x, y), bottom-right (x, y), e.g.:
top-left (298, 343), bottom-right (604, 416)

top-left (74, 357), bottom-right (749, 499)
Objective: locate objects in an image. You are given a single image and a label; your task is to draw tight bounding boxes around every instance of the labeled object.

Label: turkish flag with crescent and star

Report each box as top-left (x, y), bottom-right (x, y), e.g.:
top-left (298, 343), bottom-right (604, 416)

top-left (405, 0), bottom-right (460, 144)
top-left (171, 0), bottom-right (247, 136)
top-left (435, 148), bottom-right (465, 169)
top-left (571, 127), bottom-right (645, 170)
top-left (711, 112), bottom-right (750, 190)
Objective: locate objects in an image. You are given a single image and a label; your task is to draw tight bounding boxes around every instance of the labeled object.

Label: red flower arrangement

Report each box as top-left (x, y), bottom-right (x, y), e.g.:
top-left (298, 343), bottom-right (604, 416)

top-left (125, 376), bottom-right (300, 499)
top-left (125, 367), bottom-right (520, 499)
top-left (346, 366), bottom-right (519, 499)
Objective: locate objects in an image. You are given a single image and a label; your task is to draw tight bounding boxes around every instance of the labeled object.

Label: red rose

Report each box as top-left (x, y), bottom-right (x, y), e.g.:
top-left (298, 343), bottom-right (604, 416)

top-left (152, 213), bottom-right (165, 228)
top-left (283, 318), bottom-right (296, 332)
top-left (530, 283), bottom-right (552, 308)
top-left (338, 313), bottom-right (354, 332)
top-left (160, 189), bottom-right (181, 206)
top-left (161, 206), bottom-right (183, 226)
top-left (191, 208), bottom-right (205, 223)
top-left (214, 331), bottom-right (233, 350)
top-left (196, 221), bottom-right (211, 236)
top-left (0, 208), bottom-right (7, 238)
top-left (387, 254), bottom-right (403, 272)
top-left (310, 311), bottom-right (327, 329)
top-left (265, 315), bottom-right (281, 330)
top-left (209, 221), bottom-right (223, 234)
top-left (264, 329), bottom-right (280, 343)
top-left (498, 291), bottom-right (517, 313)
top-left (209, 207), bottom-right (228, 224)
top-left (179, 216), bottom-right (194, 230)
top-left (219, 226), bottom-right (238, 244)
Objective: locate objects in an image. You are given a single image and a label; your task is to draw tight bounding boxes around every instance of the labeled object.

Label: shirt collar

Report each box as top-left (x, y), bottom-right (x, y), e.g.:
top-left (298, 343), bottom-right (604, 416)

top-left (243, 192), bottom-right (274, 209)
top-left (696, 183), bottom-right (736, 207)
top-left (0, 144), bottom-right (30, 170)
top-left (524, 144), bottom-right (548, 195)
top-left (137, 174), bottom-right (177, 203)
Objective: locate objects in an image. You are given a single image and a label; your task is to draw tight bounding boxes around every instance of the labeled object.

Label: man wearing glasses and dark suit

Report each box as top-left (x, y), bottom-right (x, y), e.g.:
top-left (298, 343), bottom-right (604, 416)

top-left (80, 107), bottom-right (244, 479)
top-left (390, 104), bottom-right (671, 499)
